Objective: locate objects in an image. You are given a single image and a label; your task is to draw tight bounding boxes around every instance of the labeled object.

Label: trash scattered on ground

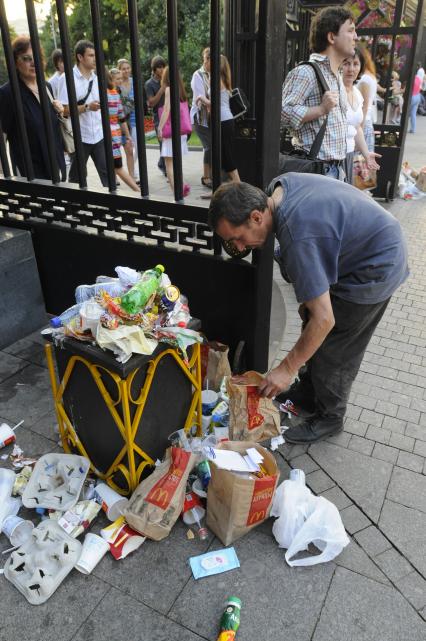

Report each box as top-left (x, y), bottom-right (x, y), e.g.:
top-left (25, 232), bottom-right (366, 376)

top-left (270, 434), bottom-right (285, 451)
top-left (93, 483), bottom-right (129, 522)
top-left (399, 162), bottom-right (426, 200)
top-left (100, 516), bottom-right (146, 560)
top-left (2, 515), bottom-right (34, 547)
top-left (22, 454), bottom-right (90, 511)
top-left (182, 491), bottom-right (208, 540)
top-left (10, 442), bottom-right (37, 470)
top-left (12, 466), bottom-right (33, 496)
top-left (270, 469), bottom-right (349, 566)
top-left (189, 547), bottom-right (240, 580)
top-left (75, 533), bottom-right (110, 574)
top-left (4, 520), bottom-right (82, 604)
top-left (217, 596), bottom-right (242, 640)
top-left (49, 500), bottom-right (101, 538)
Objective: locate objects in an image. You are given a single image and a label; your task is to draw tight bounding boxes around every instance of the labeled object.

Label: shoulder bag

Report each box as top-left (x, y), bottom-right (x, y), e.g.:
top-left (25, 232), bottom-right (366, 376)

top-left (279, 61), bottom-right (330, 175)
top-left (229, 87), bottom-right (249, 119)
top-left (46, 85), bottom-right (75, 154)
top-left (158, 101), bottom-right (192, 138)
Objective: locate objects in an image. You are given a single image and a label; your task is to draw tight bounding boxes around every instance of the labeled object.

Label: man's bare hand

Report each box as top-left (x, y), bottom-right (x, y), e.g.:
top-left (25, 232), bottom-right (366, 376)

top-left (321, 91), bottom-right (338, 114)
top-left (257, 363), bottom-right (294, 399)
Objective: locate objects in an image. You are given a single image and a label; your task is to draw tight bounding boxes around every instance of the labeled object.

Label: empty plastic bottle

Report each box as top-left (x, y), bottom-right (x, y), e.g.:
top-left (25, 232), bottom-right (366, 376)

top-left (120, 264), bottom-right (165, 314)
top-left (75, 281), bottom-right (125, 304)
top-left (50, 303), bottom-right (82, 328)
top-left (217, 597), bottom-right (242, 641)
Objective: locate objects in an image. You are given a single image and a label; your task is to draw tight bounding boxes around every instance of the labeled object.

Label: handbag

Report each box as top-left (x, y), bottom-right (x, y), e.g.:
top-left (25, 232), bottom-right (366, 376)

top-left (279, 61), bottom-right (330, 175)
top-left (353, 153), bottom-right (377, 190)
top-left (46, 85), bottom-right (75, 154)
top-left (229, 87), bottom-right (249, 119)
top-left (158, 101), bottom-right (192, 138)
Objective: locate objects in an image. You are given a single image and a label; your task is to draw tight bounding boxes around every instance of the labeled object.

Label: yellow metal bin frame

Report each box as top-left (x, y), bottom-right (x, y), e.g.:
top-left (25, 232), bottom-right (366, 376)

top-left (45, 341), bottom-right (202, 495)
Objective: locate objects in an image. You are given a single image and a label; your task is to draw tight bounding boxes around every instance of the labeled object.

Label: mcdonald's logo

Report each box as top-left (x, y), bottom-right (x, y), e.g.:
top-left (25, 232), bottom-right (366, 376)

top-left (146, 486), bottom-right (170, 508)
top-left (248, 509), bottom-right (266, 525)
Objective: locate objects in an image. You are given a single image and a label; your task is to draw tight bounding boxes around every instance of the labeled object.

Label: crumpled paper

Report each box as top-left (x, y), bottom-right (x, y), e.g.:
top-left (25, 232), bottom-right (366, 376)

top-left (96, 324), bottom-right (158, 363)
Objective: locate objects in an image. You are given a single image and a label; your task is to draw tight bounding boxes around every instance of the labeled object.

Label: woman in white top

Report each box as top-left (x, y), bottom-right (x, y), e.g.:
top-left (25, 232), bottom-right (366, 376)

top-left (356, 48), bottom-right (378, 152)
top-left (342, 49), bottom-right (380, 185)
top-left (190, 47), bottom-right (211, 189)
top-left (196, 54), bottom-right (240, 183)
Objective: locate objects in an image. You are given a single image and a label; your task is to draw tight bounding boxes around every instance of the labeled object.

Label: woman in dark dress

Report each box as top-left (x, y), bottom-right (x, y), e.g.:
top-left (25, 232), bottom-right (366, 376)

top-left (0, 36), bottom-right (66, 181)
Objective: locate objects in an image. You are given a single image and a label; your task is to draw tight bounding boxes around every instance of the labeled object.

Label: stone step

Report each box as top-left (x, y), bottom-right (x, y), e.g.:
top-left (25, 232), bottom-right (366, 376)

top-left (0, 226), bottom-right (47, 349)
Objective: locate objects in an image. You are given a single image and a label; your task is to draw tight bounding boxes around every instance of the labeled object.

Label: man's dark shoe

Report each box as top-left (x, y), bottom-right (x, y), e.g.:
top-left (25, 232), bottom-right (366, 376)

top-left (284, 415), bottom-right (343, 444)
top-left (276, 381), bottom-right (316, 417)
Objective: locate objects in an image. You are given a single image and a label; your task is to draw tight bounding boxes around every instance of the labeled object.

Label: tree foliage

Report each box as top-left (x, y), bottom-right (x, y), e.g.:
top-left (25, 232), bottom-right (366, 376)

top-left (38, 0), bottom-right (210, 91)
top-left (0, 25), bottom-right (17, 85)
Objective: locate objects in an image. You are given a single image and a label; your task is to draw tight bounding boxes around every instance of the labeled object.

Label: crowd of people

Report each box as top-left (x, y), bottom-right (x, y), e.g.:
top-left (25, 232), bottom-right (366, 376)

top-left (0, 37), bottom-right (241, 197)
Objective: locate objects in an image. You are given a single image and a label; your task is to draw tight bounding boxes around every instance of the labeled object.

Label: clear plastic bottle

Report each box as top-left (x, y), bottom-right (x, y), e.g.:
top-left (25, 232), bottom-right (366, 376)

top-left (120, 264), bottom-right (165, 314)
top-left (50, 303), bottom-right (82, 328)
top-left (75, 281), bottom-right (125, 303)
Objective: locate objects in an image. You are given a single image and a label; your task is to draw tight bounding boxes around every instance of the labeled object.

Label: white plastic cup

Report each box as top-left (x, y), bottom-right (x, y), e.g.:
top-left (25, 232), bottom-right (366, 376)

top-left (2, 515), bottom-right (34, 547)
top-left (201, 390), bottom-right (218, 415)
top-left (75, 533), bottom-right (110, 574)
top-left (0, 423), bottom-right (16, 449)
top-left (201, 414), bottom-right (212, 435)
top-left (94, 483), bottom-right (129, 522)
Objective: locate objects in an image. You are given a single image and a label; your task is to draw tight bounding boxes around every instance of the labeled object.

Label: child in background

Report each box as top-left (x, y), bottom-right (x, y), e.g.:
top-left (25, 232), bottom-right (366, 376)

top-left (157, 66), bottom-right (191, 198)
top-left (106, 69), bottom-right (139, 192)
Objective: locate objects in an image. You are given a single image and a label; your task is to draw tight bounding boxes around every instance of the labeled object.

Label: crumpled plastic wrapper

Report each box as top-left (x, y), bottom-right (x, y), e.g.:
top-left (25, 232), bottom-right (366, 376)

top-left (155, 327), bottom-right (203, 363)
top-left (96, 324), bottom-right (158, 363)
top-left (49, 500), bottom-right (101, 538)
top-left (12, 465), bottom-right (33, 496)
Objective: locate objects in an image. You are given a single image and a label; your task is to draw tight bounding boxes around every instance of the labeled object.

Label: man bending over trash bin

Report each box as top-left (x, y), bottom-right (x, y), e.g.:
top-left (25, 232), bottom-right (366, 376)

top-left (208, 173), bottom-right (408, 444)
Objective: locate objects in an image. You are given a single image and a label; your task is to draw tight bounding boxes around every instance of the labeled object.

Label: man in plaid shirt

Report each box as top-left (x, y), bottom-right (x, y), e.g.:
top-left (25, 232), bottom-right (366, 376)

top-left (282, 7), bottom-right (357, 180)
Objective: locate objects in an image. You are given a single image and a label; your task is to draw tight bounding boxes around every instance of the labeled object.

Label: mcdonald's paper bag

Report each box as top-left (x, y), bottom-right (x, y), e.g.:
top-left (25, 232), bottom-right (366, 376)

top-left (201, 341), bottom-right (232, 391)
top-left (206, 441), bottom-right (279, 546)
top-left (124, 447), bottom-right (195, 541)
top-left (227, 371), bottom-right (281, 442)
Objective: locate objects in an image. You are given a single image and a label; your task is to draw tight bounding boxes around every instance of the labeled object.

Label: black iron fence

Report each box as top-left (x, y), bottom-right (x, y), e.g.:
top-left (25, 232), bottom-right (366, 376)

top-left (0, 0), bottom-right (286, 371)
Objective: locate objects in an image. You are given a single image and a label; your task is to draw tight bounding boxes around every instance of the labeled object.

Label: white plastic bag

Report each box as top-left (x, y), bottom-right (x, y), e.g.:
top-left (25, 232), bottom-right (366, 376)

top-left (271, 479), bottom-right (349, 566)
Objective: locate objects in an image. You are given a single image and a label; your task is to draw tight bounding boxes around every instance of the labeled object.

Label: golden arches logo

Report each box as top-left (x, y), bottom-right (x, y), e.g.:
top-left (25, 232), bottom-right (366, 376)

top-left (148, 487), bottom-right (169, 508)
top-left (248, 509), bottom-right (265, 525)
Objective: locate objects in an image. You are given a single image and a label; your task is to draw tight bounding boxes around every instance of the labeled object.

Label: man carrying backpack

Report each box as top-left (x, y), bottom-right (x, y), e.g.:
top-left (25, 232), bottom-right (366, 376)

top-left (281, 7), bottom-right (357, 180)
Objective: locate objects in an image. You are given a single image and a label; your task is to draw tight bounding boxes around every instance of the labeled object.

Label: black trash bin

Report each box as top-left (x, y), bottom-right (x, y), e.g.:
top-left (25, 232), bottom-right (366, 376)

top-left (44, 322), bottom-right (202, 495)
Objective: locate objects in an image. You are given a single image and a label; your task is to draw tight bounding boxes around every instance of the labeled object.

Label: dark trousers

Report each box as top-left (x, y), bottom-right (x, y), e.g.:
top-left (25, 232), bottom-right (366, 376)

top-left (154, 125), bottom-right (165, 172)
top-left (68, 139), bottom-right (109, 187)
top-left (298, 295), bottom-right (390, 420)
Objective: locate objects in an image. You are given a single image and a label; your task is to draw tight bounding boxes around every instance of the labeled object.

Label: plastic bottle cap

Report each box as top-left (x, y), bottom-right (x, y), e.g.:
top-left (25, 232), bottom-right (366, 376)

top-left (155, 264), bottom-right (165, 273)
top-left (50, 317), bottom-right (62, 328)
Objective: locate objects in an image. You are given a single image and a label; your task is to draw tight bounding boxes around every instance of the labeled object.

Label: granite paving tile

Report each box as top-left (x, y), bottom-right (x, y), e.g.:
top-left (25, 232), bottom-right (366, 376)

top-left (375, 548), bottom-right (413, 583)
top-left (395, 572), bottom-right (426, 611)
top-left (340, 505), bottom-right (370, 535)
top-left (0, 363), bottom-right (54, 428)
top-left (379, 500), bottom-right (426, 576)
top-left (371, 442), bottom-right (399, 464)
top-left (386, 466), bottom-right (426, 514)
top-left (309, 442), bottom-right (393, 522)
top-left (0, 351), bottom-right (28, 384)
top-left (169, 529), bottom-right (335, 641)
top-left (312, 567), bottom-right (426, 641)
top-left (354, 525), bottom-right (392, 558)
top-left (334, 540), bottom-right (389, 586)
top-left (397, 451), bottom-right (425, 473)
top-left (320, 486), bottom-right (352, 511)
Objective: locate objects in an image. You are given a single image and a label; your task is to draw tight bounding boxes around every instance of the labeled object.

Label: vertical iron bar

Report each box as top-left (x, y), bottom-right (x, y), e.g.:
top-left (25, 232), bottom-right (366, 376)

top-left (90, 0), bottom-right (117, 193)
top-left (211, 0), bottom-right (222, 255)
top-left (0, 119), bottom-right (11, 178)
top-left (127, 0), bottom-right (149, 197)
top-left (25, 0), bottom-right (60, 184)
top-left (381, 35), bottom-right (396, 131)
top-left (166, 0), bottom-right (183, 202)
top-left (55, 0), bottom-right (87, 188)
top-left (0, 0), bottom-right (34, 180)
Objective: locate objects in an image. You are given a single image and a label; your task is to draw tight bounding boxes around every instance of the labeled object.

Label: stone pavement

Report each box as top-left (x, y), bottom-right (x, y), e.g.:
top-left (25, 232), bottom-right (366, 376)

top-left (0, 120), bottom-right (425, 639)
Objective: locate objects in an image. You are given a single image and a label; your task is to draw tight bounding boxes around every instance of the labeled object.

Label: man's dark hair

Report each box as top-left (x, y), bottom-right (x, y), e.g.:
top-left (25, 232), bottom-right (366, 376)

top-left (52, 48), bottom-right (63, 70)
top-left (309, 7), bottom-right (353, 53)
top-left (208, 182), bottom-right (267, 231)
top-left (151, 55), bottom-right (166, 72)
top-left (75, 39), bottom-right (95, 63)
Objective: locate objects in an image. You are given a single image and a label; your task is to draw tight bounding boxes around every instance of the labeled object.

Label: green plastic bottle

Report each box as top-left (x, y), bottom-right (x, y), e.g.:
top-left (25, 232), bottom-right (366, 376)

top-left (217, 596), bottom-right (241, 641)
top-left (120, 264), bottom-right (165, 314)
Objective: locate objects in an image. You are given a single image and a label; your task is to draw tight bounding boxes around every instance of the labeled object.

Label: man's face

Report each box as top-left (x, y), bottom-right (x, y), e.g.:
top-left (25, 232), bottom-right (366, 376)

top-left (216, 212), bottom-right (270, 253)
top-left (79, 48), bottom-right (96, 71)
top-left (155, 65), bottom-right (165, 79)
top-left (332, 19), bottom-right (357, 58)
top-left (57, 60), bottom-right (64, 74)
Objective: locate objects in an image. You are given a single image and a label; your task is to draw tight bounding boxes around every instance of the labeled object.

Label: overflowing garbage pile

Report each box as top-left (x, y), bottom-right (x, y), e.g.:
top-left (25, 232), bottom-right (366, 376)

top-left (398, 162), bottom-right (426, 200)
top-left (48, 264), bottom-right (202, 363)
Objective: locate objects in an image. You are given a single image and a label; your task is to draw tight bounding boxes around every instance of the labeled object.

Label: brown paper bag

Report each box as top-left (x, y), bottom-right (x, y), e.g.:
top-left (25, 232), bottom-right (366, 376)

top-left (201, 341), bottom-right (232, 391)
top-left (206, 441), bottom-right (280, 545)
top-left (124, 447), bottom-right (195, 541)
top-left (227, 371), bottom-right (281, 442)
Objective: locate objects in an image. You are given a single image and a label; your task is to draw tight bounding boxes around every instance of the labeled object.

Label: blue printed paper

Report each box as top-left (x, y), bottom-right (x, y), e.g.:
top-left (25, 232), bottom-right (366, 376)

top-left (189, 547), bottom-right (240, 580)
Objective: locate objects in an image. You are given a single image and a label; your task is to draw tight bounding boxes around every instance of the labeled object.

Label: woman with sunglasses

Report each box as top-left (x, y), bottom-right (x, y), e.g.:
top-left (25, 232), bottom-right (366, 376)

top-left (0, 36), bottom-right (66, 181)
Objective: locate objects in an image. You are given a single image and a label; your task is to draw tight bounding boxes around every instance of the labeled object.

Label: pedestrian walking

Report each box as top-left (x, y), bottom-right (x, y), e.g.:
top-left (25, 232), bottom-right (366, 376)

top-left (408, 74), bottom-right (422, 134)
top-left (145, 55), bottom-right (167, 177)
top-left (0, 36), bottom-right (66, 181)
top-left (281, 6), bottom-right (356, 180)
top-left (48, 49), bottom-right (64, 99)
top-left (106, 69), bottom-right (139, 192)
top-left (190, 47), bottom-right (212, 190)
top-left (117, 58), bottom-right (138, 181)
top-left (59, 39), bottom-right (109, 187)
top-left (357, 48), bottom-right (378, 152)
top-left (157, 66), bottom-right (191, 198)
top-left (208, 176), bottom-right (408, 443)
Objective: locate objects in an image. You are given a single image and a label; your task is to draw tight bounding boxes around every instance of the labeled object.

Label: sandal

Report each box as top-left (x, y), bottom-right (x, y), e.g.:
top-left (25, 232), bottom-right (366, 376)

top-left (183, 183), bottom-right (191, 197)
top-left (201, 176), bottom-right (213, 189)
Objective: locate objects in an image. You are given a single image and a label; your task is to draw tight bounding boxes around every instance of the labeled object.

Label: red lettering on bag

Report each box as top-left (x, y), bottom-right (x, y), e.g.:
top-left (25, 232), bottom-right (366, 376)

top-left (246, 385), bottom-right (264, 429)
top-left (145, 448), bottom-right (191, 509)
top-left (246, 476), bottom-right (276, 526)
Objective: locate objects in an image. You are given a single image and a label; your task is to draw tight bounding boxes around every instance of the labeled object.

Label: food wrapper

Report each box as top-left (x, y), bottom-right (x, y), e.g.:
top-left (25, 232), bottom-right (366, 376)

top-left (49, 500), bottom-right (101, 538)
top-left (96, 324), bottom-right (158, 363)
top-left (12, 466), bottom-right (33, 496)
top-left (100, 516), bottom-right (146, 560)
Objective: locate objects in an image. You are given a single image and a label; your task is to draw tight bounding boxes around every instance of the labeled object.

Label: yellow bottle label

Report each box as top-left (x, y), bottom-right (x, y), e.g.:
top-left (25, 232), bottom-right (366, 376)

top-left (217, 632), bottom-right (236, 641)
